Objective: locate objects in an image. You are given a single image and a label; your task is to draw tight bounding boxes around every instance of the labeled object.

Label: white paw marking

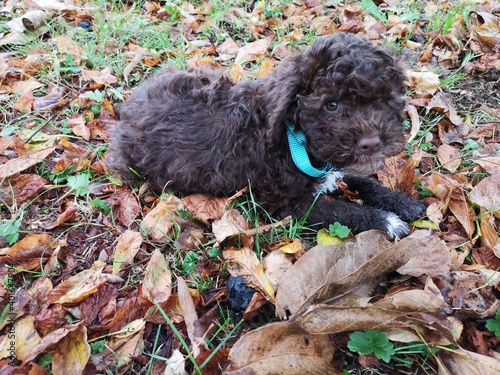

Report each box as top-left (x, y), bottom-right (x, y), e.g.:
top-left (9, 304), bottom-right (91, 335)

top-left (385, 212), bottom-right (409, 238)
top-left (314, 171), bottom-right (345, 195)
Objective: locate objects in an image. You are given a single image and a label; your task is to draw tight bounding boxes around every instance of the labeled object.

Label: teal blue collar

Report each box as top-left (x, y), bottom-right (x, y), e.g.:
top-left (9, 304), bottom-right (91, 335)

top-left (286, 124), bottom-right (332, 178)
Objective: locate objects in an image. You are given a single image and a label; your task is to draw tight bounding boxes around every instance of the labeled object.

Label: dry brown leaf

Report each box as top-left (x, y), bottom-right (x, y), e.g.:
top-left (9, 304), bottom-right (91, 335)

top-left (448, 188), bottom-right (476, 239)
top-left (51, 323), bottom-right (90, 375)
top-left (33, 86), bottom-right (65, 111)
top-left (263, 250), bottom-right (293, 292)
top-left (107, 187), bottom-right (141, 227)
top-left (42, 200), bottom-right (78, 229)
top-left (1, 232), bottom-right (53, 256)
top-left (91, 319), bottom-right (146, 371)
top-left (470, 172), bottom-right (500, 212)
top-left (438, 348), bottom-right (500, 375)
top-left (275, 230), bottom-right (450, 318)
top-left (234, 36), bottom-right (273, 66)
top-left (177, 277), bottom-right (204, 358)
top-left (47, 261), bottom-right (107, 304)
top-left (82, 67), bottom-right (118, 85)
top-left (0, 316), bottom-right (41, 361)
top-left (141, 249), bottom-right (172, 303)
top-left (140, 195), bottom-right (185, 242)
top-left (437, 144), bottom-right (462, 173)
top-left (212, 209), bottom-right (248, 244)
top-left (472, 22), bottom-right (500, 53)
top-left (226, 321), bottom-right (338, 375)
top-left (68, 115), bottom-right (90, 141)
top-left (406, 104), bottom-right (421, 143)
top-left (0, 174), bottom-right (48, 205)
top-left (0, 146), bottom-right (56, 179)
top-left (23, 322), bottom-right (86, 364)
top-left (223, 247), bottom-right (275, 303)
top-left (112, 230), bottom-right (142, 274)
top-left (182, 194), bottom-right (228, 223)
top-left (407, 71), bottom-right (440, 94)
top-left (55, 36), bottom-right (84, 61)
top-left (427, 92), bottom-right (463, 125)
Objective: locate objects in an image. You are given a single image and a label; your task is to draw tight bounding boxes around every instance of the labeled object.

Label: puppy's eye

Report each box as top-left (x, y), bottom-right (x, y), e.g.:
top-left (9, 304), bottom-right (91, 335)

top-left (325, 101), bottom-right (340, 112)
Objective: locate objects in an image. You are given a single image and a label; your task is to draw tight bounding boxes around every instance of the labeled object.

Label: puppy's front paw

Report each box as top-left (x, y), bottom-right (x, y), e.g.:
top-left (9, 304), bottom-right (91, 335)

top-left (383, 212), bottom-right (410, 239)
top-left (396, 199), bottom-right (427, 222)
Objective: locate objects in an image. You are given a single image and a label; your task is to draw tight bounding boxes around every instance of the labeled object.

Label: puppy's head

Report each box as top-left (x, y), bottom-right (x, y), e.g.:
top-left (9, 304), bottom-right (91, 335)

top-left (267, 32), bottom-right (407, 176)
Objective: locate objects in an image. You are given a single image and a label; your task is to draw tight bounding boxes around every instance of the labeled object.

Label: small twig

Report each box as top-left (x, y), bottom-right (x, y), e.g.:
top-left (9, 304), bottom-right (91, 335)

top-left (22, 112), bottom-right (59, 145)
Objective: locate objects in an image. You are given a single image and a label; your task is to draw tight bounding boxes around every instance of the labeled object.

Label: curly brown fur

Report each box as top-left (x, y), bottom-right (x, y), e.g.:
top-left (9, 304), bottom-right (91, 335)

top-left (107, 32), bottom-right (426, 237)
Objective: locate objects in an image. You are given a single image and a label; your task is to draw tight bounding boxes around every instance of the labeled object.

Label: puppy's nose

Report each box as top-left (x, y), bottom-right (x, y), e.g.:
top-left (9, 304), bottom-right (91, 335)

top-left (358, 135), bottom-right (381, 154)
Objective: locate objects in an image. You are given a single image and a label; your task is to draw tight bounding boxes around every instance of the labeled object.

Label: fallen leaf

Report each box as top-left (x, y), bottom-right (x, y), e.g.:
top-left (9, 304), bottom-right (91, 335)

top-left (55, 36), bottom-right (84, 61)
top-left (279, 238), bottom-right (305, 253)
top-left (234, 36), bottom-right (273, 66)
top-left (0, 316), bottom-right (41, 361)
top-left (141, 249), bottom-right (172, 303)
top-left (112, 230), bottom-right (143, 274)
top-left (470, 173), bottom-right (500, 212)
top-left (82, 67), bottom-right (118, 85)
top-left (177, 277), bottom-right (203, 358)
top-left (438, 348), bottom-right (500, 374)
top-left (182, 194), bottom-right (228, 222)
top-left (141, 195), bottom-right (186, 242)
top-left (437, 144), bottom-right (462, 173)
top-left (226, 321), bottom-right (338, 374)
top-left (223, 247), bottom-right (275, 303)
top-left (1, 232), bottom-right (53, 256)
top-left (212, 209), bottom-right (248, 244)
top-left (165, 349), bottom-right (189, 375)
top-left (263, 250), bottom-right (293, 292)
top-left (275, 230), bottom-right (450, 318)
top-left (407, 71), bottom-right (440, 94)
top-left (91, 319), bottom-right (146, 371)
top-left (68, 115), bottom-right (90, 141)
top-left (47, 261), bottom-right (107, 304)
top-left (0, 174), bottom-right (48, 205)
top-left (51, 323), bottom-right (90, 375)
top-left (0, 146), bottom-right (57, 178)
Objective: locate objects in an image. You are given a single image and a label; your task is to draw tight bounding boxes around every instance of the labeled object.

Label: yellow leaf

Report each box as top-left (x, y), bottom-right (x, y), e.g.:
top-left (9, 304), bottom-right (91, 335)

top-left (316, 228), bottom-right (346, 246)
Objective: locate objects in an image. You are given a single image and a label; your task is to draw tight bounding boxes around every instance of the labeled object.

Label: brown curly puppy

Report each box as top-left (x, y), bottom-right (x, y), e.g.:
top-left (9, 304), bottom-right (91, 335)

top-left (107, 32), bottom-right (426, 237)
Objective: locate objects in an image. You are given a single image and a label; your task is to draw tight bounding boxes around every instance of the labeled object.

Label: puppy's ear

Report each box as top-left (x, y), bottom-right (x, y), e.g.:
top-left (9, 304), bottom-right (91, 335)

top-left (264, 56), bottom-right (303, 147)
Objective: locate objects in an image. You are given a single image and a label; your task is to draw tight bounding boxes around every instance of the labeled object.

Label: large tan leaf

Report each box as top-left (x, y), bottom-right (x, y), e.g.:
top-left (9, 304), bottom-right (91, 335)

top-left (1, 232), bottom-right (53, 256)
top-left (226, 321), bottom-right (339, 375)
top-left (141, 249), bottom-right (172, 303)
top-left (470, 172), bottom-right (500, 212)
top-left (407, 71), bottom-right (440, 94)
top-left (140, 195), bottom-right (185, 242)
top-left (438, 348), bottom-right (500, 375)
top-left (223, 248), bottom-right (275, 303)
top-left (0, 146), bottom-right (57, 178)
top-left (112, 230), bottom-right (143, 274)
top-left (82, 67), bottom-right (118, 85)
top-left (275, 230), bottom-right (450, 318)
top-left (51, 324), bottom-right (90, 375)
top-left (47, 261), bottom-right (107, 304)
top-left (0, 316), bottom-right (41, 361)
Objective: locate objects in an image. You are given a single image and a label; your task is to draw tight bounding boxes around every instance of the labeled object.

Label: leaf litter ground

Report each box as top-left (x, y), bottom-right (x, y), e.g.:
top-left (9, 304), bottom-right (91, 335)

top-left (0, 0), bottom-right (500, 374)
